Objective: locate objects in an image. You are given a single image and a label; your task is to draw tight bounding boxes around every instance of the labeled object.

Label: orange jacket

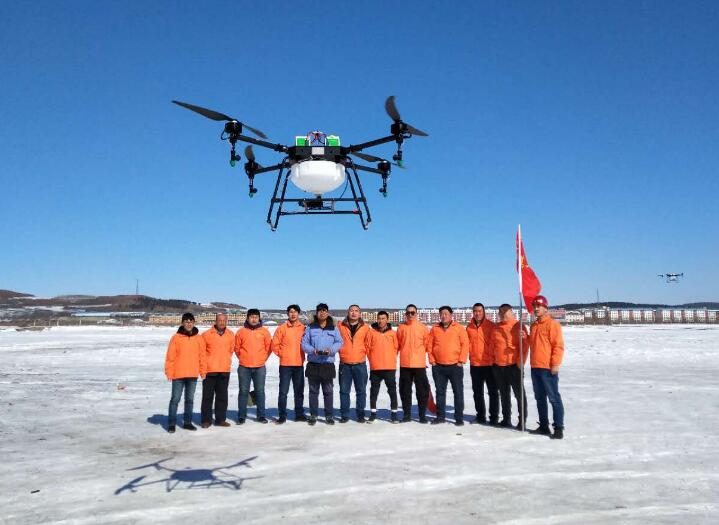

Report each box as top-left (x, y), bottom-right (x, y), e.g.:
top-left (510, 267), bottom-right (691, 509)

top-left (366, 324), bottom-right (399, 370)
top-left (338, 319), bottom-right (371, 363)
top-left (529, 315), bottom-right (565, 369)
top-left (271, 321), bottom-right (306, 366)
top-left (397, 319), bottom-right (430, 368)
top-left (234, 324), bottom-right (272, 367)
top-left (202, 326), bottom-right (235, 373)
top-left (427, 322), bottom-right (469, 365)
top-left (466, 318), bottom-right (496, 366)
top-left (492, 320), bottom-right (528, 366)
top-left (164, 327), bottom-right (207, 380)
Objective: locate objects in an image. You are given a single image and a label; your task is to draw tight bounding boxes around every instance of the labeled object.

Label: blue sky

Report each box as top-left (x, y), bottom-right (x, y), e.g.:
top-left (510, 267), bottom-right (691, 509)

top-left (1, 1), bottom-right (717, 308)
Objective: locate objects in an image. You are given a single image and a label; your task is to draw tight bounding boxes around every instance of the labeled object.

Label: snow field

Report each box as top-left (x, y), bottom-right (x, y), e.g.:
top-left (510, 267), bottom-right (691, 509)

top-left (0, 325), bottom-right (718, 524)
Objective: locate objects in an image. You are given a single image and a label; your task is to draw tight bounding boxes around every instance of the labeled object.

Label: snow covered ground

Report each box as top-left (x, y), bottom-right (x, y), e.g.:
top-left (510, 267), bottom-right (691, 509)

top-left (1, 325), bottom-right (718, 524)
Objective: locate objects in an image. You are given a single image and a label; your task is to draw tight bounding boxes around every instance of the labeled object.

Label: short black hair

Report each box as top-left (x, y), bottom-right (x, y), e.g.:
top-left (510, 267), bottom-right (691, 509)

top-left (247, 308), bottom-right (261, 317)
top-left (347, 304), bottom-right (361, 311)
top-left (405, 304), bottom-right (417, 311)
top-left (377, 310), bottom-right (389, 318)
top-left (499, 303), bottom-right (512, 310)
top-left (287, 304), bottom-right (301, 314)
top-left (316, 303), bottom-right (329, 312)
top-left (181, 312), bottom-right (195, 322)
top-left (439, 305), bottom-right (453, 314)
top-left (472, 303), bottom-right (485, 309)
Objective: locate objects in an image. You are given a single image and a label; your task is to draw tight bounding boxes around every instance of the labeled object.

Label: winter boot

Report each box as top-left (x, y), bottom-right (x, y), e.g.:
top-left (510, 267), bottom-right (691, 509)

top-left (368, 412), bottom-right (377, 423)
top-left (276, 416), bottom-right (287, 425)
top-left (182, 423), bottom-right (197, 431)
top-left (551, 427), bottom-right (564, 440)
top-left (256, 417), bottom-right (269, 424)
top-left (339, 416), bottom-right (350, 423)
top-left (168, 425), bottom-right (176, 433)
top-left (201, 422), bottom-right (211, 429)
top-left (529, 424), bottom-right (551, 436)
top-left (295, 414), bottom-right (308, 422)
top-left (236, 418), bottom-right (245, 425)
top-left (325, 417), bottom-right (335, 425)
top-left (430, 418), bottom-right (446, 425)
top-left (308, 416), bottom-right (317, 426)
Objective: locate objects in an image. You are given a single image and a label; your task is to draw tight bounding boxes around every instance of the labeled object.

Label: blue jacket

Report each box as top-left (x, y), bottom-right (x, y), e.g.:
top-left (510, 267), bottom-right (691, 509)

top-left (301, 318), bottom-right (344, 364)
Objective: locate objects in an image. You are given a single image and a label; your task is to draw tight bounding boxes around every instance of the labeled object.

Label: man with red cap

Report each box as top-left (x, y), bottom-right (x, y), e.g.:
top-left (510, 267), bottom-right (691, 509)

top-left (528, 295), bottom-right (565, 439)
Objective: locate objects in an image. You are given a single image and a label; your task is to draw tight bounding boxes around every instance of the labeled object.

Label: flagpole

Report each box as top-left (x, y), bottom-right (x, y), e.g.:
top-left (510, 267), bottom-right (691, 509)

top-left (517, 225), bottom-right (526, 432)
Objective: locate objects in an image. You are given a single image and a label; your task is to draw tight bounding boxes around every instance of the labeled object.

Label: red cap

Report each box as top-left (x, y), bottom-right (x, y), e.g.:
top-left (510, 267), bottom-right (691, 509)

top-left (532, 295), bottom-right (549, 308)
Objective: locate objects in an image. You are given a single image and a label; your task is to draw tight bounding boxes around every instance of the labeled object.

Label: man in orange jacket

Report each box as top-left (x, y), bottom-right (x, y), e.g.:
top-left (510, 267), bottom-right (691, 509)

top-left (200, 313), bottom-right (235, 428)
top-left (528, 295), bottom-right (565, 439)
top-left (271, 304), bottom-right (307, 424)
top-left (234, 308), bottom-right (272, 424)
top-left (427, 306), bottom-right (469, 426)
top-left (467, 302), bottom-right (499, 425)
top-left (164, 312), bottom-right (206, 433)
top-left (491, 304), bottom-right (529, 430)
top-left (397, 303), bottom-right (430, 423)
top-left (337, 304), bottom-right (371, 423)
top-left (366, 311), bottom-right (400, 423)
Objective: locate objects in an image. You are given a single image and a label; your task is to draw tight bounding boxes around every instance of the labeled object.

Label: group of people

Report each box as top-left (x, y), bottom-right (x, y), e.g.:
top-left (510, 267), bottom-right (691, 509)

top-left (163, 297), bottom-right (565, 439)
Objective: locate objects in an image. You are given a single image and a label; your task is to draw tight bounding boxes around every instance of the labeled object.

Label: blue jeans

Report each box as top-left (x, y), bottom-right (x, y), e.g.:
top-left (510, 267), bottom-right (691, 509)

top-left (432, 364), bottom-right (464, 421)
top-left (278, 365), bottom-right (305, 418)
top-left (531, 368), bottom-right (564, 429)
top-left (168, 378), bottom-right (197, 426)
top-left (339, 362), bottom-right (368, 418)
top-left (237, 365), bottom-right (266, 420)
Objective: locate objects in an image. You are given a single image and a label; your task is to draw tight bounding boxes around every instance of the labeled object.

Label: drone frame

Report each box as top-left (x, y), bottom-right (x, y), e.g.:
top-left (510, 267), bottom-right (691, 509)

top-left (173, 97), bottom-right (425, 231)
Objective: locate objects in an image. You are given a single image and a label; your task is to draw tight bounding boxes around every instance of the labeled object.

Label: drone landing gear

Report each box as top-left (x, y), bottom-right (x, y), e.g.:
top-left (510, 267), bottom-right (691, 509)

top-left (266, 165), bottom-right (372, 231)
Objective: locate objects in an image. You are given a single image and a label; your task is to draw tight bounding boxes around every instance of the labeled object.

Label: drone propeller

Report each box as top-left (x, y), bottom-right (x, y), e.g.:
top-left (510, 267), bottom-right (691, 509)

top-left (349, 151), bottom-right (407, 169)
top-left (244, 145), bottom-right (262, 166)
top-left (172, 100), bottom-right (268, 139)
top-left (384, 96), bottom-right (428, 137)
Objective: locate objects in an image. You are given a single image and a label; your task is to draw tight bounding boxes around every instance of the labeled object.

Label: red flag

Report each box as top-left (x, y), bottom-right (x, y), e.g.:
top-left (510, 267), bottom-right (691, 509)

top-left (427, 389), bottom-right (437, 415)
top-left (516, 225), bottom-right (542, 313)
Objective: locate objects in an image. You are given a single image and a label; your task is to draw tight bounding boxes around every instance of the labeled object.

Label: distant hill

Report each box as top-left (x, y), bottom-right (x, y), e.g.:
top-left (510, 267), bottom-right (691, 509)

top-left (0, 291), bottom-right (244, 314)
top-left (556, 302), bottom-right (719, 310)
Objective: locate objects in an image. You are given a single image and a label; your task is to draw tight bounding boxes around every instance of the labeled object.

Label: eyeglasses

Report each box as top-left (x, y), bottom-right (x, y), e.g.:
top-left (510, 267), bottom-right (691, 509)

top-left (405, 311), bottom-right (417, 315)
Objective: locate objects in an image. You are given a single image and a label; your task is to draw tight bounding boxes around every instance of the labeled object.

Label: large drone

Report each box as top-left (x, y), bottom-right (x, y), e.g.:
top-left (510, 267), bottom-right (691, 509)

top-left (172, 96), bottom-right (427, 230)
top-left (658, 272), bottom-right (684, 283)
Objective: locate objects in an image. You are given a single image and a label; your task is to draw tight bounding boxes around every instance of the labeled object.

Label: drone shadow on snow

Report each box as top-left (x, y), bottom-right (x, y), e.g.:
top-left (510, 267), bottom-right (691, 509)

top-left (114, 456), bottom-right (262, 494)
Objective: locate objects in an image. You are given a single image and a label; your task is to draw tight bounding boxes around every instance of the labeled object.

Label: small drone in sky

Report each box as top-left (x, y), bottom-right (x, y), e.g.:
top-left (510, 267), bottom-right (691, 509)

top-left (172, 96), bottom-right (428, 230)
top-left (658, 272), bottom-right (684, 283)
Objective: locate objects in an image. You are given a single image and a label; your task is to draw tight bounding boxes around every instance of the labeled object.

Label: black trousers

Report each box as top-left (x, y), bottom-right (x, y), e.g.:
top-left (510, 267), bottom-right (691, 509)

top-left (470, 365), bottom-right (499, 422)
top-left (492, 365), bottom-right (528, 424)
top-left (201, 372), bottom-right (230, 423)
top-left (369, 370), bottom-right (398, 410)
top-left (308, 378), bottom-right (334, 417)
top-left (399, 367), bottom-right (430, 418)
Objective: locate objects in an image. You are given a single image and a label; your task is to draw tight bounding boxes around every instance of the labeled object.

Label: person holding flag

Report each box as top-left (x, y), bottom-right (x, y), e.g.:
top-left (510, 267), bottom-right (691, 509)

top-left (491, 304), bottom-right (528, 429)
top-left (528, 295), bottom-right (565, 439)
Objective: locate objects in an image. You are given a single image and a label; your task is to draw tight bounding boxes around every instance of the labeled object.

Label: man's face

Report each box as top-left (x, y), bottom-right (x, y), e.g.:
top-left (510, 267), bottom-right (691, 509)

top-left (248, 314), bottom-right (260, 325)
top-left (405, 306), bottom-right (417, 321)
top-left (377, 314), bottom-right (388, 329)
top-left (472, 306), bottom-right (485, 323)
top-left (215, 314), bottom-right (227, 330)
top-left (288, 309), bottom-right (299, 322)
top-left (182, 319), bottom-right (194, 331)
top-left (348, 306), bottom-right (360, 322)
top-left (440, 309), bottom-right (453, 325)
top-left (317, 309), bottom-right (329, 322)
top-left (534, 304), bottom-right (548, 317)
top-left (500, 307), bottom-right (514, 322)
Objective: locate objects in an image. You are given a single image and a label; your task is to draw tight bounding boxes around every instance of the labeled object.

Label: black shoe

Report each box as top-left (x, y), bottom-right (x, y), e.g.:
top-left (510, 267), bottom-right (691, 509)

top-left (368, 412), bottom-right (377, 422)
top-left (357, 415), bottom-right (366, 423)
top-left (308, 416), bottom-right (317, 426)
top-left (470, 416), bottom-right (486, 425)
top-left (168, 425), bottom-right (176, 433)
top-left (236, 418), bottom-right (245, 425)
top-left (499, 419), bottom-right (513, 428)
top-left (489, 419), bottom-right (499, 426)
top-left (529, 425), bottom-right (551, 436)
top-left (390, 412), bottom-right (399, 424)
top-left (295, 414), bottom-right (308, 422)
top-left (276, 416), bottom-right (287, 425)
top-left (182, 423), bottom-right (197, 431)
top-left (257, 417), bottom-right (269, 424)
top-left (515, 421), bottom-right (527, 431)
top-left (418, 417), bottom-right (428, 424)
top-left (339, 416), bottom-right (349, 423)
top-left (325, 417), bottom-right (335, 425)
top-left (455, 419), bottom-right (465, 427)
top-left (430, 418), bottom-right (446, 425)
top-left (551, 427), bottom-right (564, 440)
top-left (401, 416), bottom-right (412, 423)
